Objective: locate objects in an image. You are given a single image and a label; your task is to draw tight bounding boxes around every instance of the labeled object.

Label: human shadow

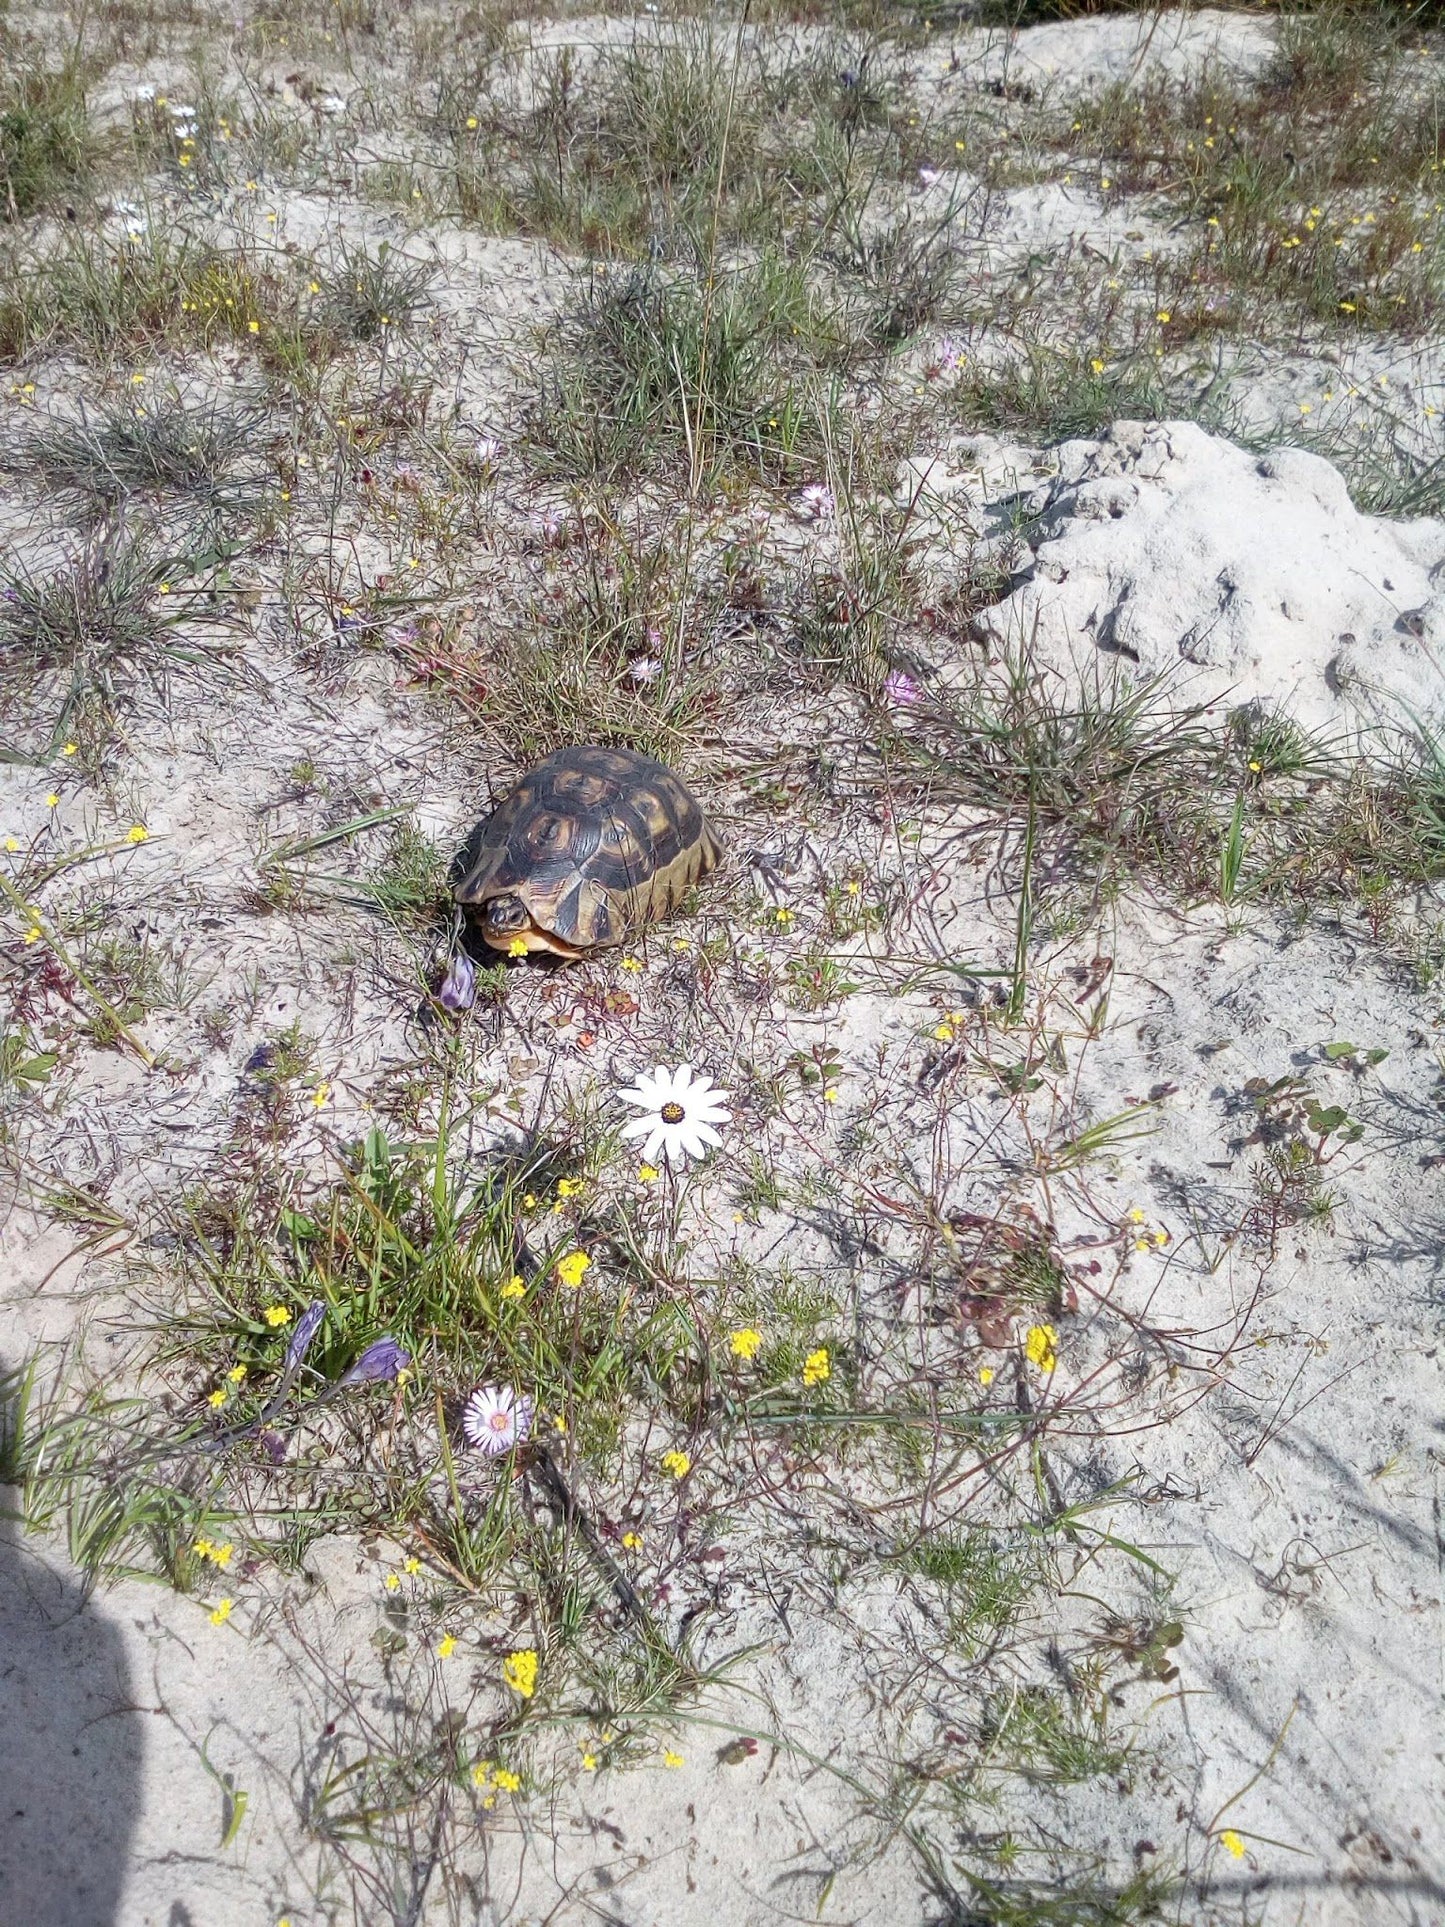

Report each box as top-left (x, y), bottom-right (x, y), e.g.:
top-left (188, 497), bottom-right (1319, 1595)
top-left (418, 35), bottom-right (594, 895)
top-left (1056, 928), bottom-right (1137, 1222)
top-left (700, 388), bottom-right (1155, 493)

top-left (0, 1514), bottom-right (144, 1925)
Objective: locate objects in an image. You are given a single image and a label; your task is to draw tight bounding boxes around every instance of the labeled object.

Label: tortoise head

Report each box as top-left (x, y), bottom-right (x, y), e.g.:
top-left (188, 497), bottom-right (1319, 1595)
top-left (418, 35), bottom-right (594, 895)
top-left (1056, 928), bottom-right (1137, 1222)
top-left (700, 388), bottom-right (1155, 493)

top-left (474, 889), bottom-right (585, 960)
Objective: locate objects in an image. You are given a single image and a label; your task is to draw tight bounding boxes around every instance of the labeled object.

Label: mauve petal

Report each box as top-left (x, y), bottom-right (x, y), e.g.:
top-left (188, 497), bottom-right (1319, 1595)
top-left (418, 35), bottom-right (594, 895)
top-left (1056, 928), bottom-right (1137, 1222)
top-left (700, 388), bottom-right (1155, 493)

top-left (437, 952), bottom-right (476, 1011)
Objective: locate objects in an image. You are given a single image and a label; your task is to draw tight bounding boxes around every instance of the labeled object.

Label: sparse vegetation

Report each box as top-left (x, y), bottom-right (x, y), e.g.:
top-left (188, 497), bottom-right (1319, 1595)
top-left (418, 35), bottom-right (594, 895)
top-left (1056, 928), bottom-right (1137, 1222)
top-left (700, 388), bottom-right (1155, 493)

top-left (1, 2), bottom-right (1441, 1921)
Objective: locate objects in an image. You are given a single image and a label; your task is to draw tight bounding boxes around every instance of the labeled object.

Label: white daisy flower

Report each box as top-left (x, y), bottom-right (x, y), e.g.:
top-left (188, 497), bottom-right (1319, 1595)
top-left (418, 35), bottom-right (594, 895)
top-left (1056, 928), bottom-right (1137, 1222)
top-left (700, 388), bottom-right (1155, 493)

top-left (461, 1383), bottom-right (534, 1455)
top-left (616, 1064), bottom-right (731, 1166)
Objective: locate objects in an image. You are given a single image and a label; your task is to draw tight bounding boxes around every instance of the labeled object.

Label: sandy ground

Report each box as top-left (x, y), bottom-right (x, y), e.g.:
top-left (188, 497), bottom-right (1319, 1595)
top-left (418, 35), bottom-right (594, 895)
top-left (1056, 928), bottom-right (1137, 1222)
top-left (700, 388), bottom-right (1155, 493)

top-left (2, 6), bottom-right (1444, 1925)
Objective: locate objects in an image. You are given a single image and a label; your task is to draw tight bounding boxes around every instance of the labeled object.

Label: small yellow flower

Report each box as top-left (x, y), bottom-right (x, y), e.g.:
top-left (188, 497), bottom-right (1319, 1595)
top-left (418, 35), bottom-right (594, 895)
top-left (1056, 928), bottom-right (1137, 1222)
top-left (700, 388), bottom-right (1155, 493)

top-left (1135, 1237), bottom-right (1151, 1252)
top-left (502, 1648), bottom-right (538, 1699)
top-left (1156, 310), bottom-right (1171, 324)
top-left (507, 935), bottom-right (529, 958)
top-left (209, 1598), bottom-right (234, 1625)
top-left (4, 836), bottom-right (17, 852)
top-left (978, 1365), bottom-right (995, 1386)
top-left (384, 1571), bottom-right (401, 1592)
top-left (556, 1176), bottom-right (584, 1199)
top-left (620, 955), bottom-right (643, 973)
top-left (661, 1749), bottom-right (684, 1768)
top-left (471, 1760), bottom-right (494, 1787)
top-left (1219, 1829), bottom-right (1245, 1859)
top-left (823, 1087), bottom-right (840, 1104)
top-left (312, 1082), bottom-right (329, 1108)
top-left (637, 1163), bottom-right (660, 1183)
top-left (773, 906), bottom-right (795, 928)
top-left (1128, 1207), bottom-right (1146, 1224)
top-left (22, 926), bottom-right (41, 945)
top-left (193, 1537), bottom-right (215, 1558)
top-left (227, 1364), bottom-right (247, 1383)
top-left (436, 1634), bottom-right (457, 1658)
top-left (211, 1542), bottom-right (234, 1569)
top-left (660, 1449), bottom-right (691, 1479)
top-left (45, 793), bottom-right (58, 806)
top-left (492, 1766), bottom-right (521, 1792)
top-left (580, 1750), bottom-right (597, 1770)
top-left (263, 1305), bottom-right (292, 1327)
top-left (844, 879), bottom-right (861, 896)
top-left (500, 1275), bottom-right (526, 1300)
top-left (555, 1249), bottom-right (590, 1290)
top-left (466, 115), bottom-right (479, 129)
top-left (1024, 1324), bottom-right (1058, 1374)
top-left (127, 825), bottom-right (148, 843)
top-left (729, 1327), bottom-right (762, 1361)
top-left (208, 1389), bottom-right (227, 1408)
top-left (621, 1530), bottom-right (643, 1550)
top-left (802, 1347), bottom-right (830, 1387)
top-left (63, 743), bottom-right (77, 755)
top-left (403, 1555), bottom-right (421, 1575)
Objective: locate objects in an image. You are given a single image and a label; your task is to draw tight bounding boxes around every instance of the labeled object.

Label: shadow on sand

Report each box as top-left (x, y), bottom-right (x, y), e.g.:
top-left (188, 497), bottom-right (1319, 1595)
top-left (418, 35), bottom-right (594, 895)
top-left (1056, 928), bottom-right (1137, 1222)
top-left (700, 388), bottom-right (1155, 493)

top-left (0, 1516), bottom-right (144, 1925)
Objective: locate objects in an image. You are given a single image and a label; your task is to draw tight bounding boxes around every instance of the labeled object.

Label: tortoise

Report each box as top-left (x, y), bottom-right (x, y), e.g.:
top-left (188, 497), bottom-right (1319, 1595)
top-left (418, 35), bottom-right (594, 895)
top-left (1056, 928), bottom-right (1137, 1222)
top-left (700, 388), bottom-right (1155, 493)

top-left (455, 744), bottom-right (722, 959)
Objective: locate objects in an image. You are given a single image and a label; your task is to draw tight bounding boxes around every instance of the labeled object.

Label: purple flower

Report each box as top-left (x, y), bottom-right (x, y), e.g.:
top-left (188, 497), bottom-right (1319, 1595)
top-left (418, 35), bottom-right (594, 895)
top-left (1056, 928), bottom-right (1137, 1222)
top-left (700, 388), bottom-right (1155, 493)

top-left (437, 951), bottom-right (476, 1011)
top-left (258, 1429), bottom-right (288, 1464)
top-left (797, 483), bottom-right (834, 522)
top-left (883, 668), bottom-right (922, 707)
top-left (918, 166), bottom-right (941, 188)
top-left (935, 337), bottom-right (965, 375)
top-left (283, 1299), bottom-right (326, 1375)
top-left (339, 1335), bottom-right (410, 1387)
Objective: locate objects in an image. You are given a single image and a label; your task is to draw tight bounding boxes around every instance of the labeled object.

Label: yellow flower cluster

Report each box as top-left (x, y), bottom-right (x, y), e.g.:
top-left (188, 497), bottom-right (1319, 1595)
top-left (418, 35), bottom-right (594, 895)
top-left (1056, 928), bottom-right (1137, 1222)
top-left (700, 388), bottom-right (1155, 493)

top-left (555, 1249), bottom-right (590, 1289)
top-left (472, 1759), bottom-right (522, 1807)
top-left (802, 1347), bottom-right (830, 1387)
top-left (729, 1327), bottom-right (762, 1361)
top-left (502, 1648), bottom-right (538, 1699)
top-left (192, 1537), bottom-right (234, 1568)
top-left (660, 1449), bottom-right (691, 1479)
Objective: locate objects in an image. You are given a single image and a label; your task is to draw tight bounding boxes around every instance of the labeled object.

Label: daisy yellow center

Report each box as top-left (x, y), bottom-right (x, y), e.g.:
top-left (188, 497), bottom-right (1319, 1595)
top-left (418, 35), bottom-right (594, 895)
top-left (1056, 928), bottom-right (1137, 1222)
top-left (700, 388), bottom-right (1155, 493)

top-left (661, 1101), bottom-right (685, 1124)
top-left (489, 1411), bottom-right (509, 1431)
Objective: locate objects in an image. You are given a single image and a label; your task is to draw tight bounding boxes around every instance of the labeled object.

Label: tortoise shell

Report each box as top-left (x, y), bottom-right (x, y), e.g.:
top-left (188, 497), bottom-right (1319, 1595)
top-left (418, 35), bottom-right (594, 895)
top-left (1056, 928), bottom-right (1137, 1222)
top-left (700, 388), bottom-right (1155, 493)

top-left (454, 745), bottom-right (722, 958)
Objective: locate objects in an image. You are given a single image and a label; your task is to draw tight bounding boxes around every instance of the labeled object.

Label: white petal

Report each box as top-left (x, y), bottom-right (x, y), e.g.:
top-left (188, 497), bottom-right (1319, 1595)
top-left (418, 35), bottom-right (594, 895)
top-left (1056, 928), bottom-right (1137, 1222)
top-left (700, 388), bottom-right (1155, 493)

top-left (617, 1087), bottom-right (658, 1113)
top-left (641, 1123), bottom-right (669, 1164)
top-left (687, 1099), bottom-right (731, 1125)
top-left (671, 1063), bottom-right (696, 1091)
top-left (651, 1064), bottom-right (680, 1097)
top-left (674, 1124), bottom-right (711, 1162)
top-left (688, 1119), bottom-right (724, 1150)
top-left (620, 1115), bottom-right (658, 1141)
top-left (658, 1122), bottom-right (693, 1164)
